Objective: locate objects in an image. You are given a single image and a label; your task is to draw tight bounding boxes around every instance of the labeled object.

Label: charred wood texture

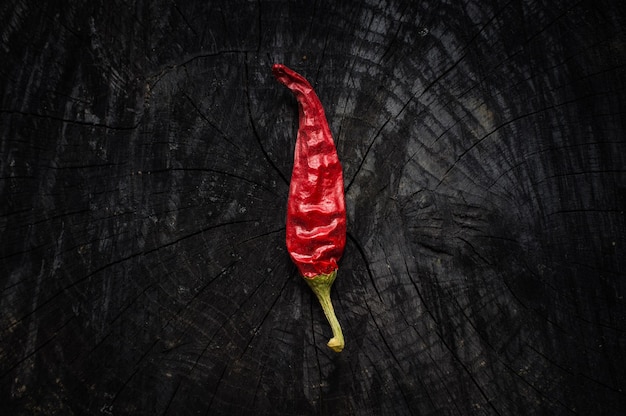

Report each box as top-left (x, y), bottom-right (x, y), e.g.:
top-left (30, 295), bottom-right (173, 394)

top-left (1, 1), bottom-right (625, 415)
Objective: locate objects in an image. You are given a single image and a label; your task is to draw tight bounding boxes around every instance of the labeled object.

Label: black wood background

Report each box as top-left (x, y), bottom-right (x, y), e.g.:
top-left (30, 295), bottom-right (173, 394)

top-left (2, 1), bottom-right (625, 415)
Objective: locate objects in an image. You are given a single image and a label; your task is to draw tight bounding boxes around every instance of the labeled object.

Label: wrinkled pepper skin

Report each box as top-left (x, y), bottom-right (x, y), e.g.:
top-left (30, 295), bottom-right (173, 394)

top-left (272, 64), bottom-right (347, 277)
top-left (272, 63), bottom-right (346, 352)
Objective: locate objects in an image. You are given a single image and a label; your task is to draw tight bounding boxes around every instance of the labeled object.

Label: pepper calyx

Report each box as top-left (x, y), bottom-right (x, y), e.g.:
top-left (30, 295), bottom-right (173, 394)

top-left (304, 270), bottom-right (344, 353)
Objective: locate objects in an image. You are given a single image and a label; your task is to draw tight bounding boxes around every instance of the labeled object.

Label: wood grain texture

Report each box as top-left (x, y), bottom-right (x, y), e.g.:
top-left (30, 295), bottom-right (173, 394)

top-left (1, 0), bottom-right (625, 414)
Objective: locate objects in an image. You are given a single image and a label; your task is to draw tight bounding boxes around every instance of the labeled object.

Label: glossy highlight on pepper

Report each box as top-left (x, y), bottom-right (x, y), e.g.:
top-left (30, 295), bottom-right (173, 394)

top-left (272, 63), bottom-right (346, 352)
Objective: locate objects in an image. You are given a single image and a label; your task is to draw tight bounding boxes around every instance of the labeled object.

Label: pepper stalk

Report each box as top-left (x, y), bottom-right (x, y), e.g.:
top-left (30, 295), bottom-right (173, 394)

top-left (304, 271), bottom-right (344, 352)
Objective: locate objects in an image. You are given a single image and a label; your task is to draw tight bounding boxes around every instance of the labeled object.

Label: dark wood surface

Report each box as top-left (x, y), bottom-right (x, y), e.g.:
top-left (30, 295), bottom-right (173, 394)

top-left (1, 1), bottom-right (625, 414)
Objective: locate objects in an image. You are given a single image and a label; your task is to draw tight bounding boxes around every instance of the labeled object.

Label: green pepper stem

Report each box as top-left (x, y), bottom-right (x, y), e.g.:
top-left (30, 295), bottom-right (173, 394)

top-left (304, 271), bottom-right (344, 352)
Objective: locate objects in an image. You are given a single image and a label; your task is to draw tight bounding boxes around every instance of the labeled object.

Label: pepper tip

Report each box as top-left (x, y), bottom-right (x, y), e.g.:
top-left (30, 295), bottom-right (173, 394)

top-left (272, 63), bottom-right (286, 78)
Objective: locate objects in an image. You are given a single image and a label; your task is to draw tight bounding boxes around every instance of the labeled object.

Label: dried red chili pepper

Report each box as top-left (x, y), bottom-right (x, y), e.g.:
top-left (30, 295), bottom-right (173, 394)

top-left (272, 63), bottom-right (346, 352)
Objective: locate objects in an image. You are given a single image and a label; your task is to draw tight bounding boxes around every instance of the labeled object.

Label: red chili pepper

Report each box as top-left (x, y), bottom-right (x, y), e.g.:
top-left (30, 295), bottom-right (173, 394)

top-left (272, 63), bottom-right (346, 352)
